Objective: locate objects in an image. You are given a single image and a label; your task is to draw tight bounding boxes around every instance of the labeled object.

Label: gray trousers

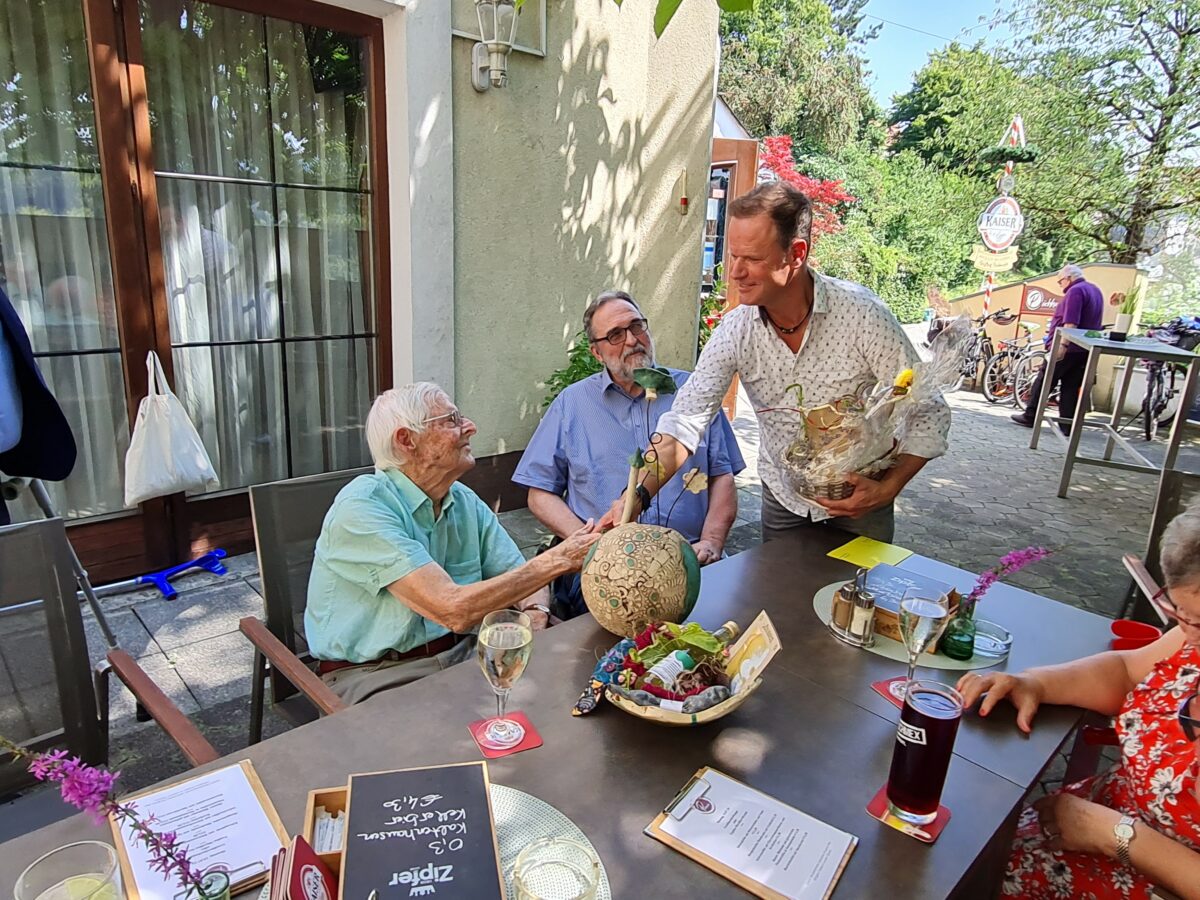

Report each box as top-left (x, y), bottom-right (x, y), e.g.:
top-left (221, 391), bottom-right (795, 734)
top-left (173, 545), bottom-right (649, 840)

top-left (761, 483), bottom-right (895, 543)
top-left (320, 635), bottom-right (477, 705)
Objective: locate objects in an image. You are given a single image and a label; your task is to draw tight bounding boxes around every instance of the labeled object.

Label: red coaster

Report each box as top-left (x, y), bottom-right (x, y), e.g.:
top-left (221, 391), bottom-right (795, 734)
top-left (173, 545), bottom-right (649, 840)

top-left (866, 785), bottom-right (951, 843)
top-left (872, 676), bottom-right (908, 709)
top-left (468, 711), bottom-right (543, 759)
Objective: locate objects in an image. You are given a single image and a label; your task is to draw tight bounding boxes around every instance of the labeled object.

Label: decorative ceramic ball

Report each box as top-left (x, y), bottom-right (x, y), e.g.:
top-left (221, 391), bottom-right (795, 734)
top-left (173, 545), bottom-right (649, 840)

top-left (580, 522), bottom-right (701, 638)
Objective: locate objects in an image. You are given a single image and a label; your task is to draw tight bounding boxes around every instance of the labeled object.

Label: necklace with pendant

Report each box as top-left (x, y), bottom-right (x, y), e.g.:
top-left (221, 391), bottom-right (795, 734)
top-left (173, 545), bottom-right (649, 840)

top-left (764, 303), bottom-right (812, 335)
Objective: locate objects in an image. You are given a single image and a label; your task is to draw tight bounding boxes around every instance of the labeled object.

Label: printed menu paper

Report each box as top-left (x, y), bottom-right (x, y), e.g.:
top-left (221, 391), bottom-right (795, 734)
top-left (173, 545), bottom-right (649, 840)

top-left (110, 760), bottom-right (287, 900)
top-left (340, 761), bottom-right (504, 900)
top-left (647, 767), bottom-right (856, 900)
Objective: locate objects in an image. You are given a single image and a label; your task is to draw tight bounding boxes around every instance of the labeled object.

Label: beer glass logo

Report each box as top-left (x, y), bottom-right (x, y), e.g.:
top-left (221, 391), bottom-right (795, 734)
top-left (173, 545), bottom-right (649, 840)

top-left (897, 721), bottom-right (927, 746)
top-left (300, 865), bottom-right (329, 900)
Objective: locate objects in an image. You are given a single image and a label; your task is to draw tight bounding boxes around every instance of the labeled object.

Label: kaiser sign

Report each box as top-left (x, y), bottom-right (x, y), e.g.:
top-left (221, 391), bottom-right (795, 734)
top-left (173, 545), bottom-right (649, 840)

top-left (978, 196), bottom-right (1025, 252)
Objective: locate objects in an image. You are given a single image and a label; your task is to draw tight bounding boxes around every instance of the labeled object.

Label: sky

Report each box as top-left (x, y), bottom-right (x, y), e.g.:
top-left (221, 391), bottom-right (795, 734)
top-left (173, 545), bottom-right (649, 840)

top-left (860, 0), bottom-right (1013, 109)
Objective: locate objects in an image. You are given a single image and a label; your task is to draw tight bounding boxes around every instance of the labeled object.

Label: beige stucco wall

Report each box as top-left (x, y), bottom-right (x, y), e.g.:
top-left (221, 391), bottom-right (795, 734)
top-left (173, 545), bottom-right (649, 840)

top-left (449, 0), bottom-right (719, 455)
top-left (949, 263), bottom-right (1148, 410)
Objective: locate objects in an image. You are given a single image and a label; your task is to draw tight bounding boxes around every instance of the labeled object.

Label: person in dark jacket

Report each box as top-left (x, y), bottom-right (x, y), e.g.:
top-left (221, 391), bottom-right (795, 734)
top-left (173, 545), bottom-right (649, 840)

top-left (0, 286), bottom-right (77, 524)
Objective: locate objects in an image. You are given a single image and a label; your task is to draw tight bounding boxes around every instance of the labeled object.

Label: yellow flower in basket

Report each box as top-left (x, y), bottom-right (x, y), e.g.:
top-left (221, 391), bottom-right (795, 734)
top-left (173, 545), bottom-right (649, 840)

top-left (892, 368), bottom-right (915, 396)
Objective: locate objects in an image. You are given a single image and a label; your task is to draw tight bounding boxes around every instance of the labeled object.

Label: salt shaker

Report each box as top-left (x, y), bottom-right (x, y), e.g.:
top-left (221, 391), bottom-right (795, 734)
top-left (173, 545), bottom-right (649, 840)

top-left (848, 587), bottom-right (876, 647)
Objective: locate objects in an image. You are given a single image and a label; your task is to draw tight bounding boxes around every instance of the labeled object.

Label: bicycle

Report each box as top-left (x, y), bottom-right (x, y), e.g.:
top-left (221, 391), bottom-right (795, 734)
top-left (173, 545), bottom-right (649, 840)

top-left (950, 307), bottom-right (1016, 392)
top-left (1140, 316), bottom-right (1200, 441)
top-left (982, 320), bottom-right (1041, 403)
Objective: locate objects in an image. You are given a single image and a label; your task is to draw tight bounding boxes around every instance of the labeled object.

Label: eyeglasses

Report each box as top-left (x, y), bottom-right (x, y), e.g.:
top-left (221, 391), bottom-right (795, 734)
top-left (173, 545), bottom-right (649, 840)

top-left (1150, 585), bottom-right (1200, 630)
top-left (590, 318), bottom-right (648, 347)
top-left (423, 409), bottom-right (466, 429)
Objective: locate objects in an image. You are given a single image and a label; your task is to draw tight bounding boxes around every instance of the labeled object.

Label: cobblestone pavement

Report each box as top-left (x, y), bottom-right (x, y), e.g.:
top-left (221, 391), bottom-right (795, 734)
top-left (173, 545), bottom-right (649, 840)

top-left (5, 385), bottom-right (1196, 811)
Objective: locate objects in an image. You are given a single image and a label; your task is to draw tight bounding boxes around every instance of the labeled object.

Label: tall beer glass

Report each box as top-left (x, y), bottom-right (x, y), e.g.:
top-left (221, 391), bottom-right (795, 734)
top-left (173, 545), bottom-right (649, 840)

top-left (886, 680), bottom-right (964, 825)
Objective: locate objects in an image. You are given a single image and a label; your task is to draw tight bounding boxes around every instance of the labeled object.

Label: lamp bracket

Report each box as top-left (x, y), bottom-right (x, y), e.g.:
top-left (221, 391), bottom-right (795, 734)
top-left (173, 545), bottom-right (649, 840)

top-left (471, 42), bottom-right (491, 92)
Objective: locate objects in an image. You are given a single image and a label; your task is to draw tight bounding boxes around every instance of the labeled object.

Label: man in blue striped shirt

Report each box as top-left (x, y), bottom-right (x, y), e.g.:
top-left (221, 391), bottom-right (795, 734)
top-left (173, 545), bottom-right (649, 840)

top-left (513, 290), bottom-right (745, 617)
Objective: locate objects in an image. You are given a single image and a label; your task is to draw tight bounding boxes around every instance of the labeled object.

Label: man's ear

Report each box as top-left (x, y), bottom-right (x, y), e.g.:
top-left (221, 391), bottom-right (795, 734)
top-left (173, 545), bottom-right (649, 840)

top-left (790, 237), bottom-right (810, 269)
top-left (588, 341), bottom-right (602, 364)
top-left (393, 426), bottom-right (418, 456)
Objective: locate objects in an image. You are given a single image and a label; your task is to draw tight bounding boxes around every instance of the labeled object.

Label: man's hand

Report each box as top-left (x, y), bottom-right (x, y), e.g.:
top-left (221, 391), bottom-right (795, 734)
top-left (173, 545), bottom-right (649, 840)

top-left (545, 519), bottom-right (602, 570)
top-left (816, 473), bottom-right (897, 519)
top-left (524, 609), bottom-right (550, 631)
top-left (1033, 793), bottom-right (1122, 856)
top-left (598, 495), bottom-right (631, 532)
top-left (691, 539), bottom-right (722, 566)
top-left (955, 671), bottom-right (1045, 733)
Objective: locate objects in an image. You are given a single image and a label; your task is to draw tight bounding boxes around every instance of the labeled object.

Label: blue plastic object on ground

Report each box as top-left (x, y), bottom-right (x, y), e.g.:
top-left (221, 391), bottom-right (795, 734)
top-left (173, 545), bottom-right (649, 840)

top-left (136, 548), bottom-right (228, 599)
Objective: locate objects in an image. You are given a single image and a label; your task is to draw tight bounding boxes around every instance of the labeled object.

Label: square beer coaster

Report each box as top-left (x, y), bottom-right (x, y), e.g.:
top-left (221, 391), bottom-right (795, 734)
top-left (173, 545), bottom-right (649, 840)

top-left (866, 785), bottom-right (951, 844)
top-left (872, 676), bottom-right (908, 710)
top-left (468, 710), bottom-right (543, 759)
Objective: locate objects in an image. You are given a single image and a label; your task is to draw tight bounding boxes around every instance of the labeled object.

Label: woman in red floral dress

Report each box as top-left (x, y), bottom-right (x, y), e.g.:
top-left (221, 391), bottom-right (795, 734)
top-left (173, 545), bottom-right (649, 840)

top-left (959, 499), bottom-right (1200, 899)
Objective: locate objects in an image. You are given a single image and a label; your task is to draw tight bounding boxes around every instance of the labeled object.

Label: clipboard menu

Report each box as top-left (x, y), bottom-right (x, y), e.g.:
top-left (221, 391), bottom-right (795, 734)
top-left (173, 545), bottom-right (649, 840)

top-left (646, 767), bottom-right (856, 900)
top-left (109, 760), bottom-right (287, 900)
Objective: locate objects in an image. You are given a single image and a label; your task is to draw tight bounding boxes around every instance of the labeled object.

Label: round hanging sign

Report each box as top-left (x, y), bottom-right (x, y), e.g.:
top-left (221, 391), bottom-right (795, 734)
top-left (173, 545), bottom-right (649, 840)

top-left (977, 196), bottom-right (1025, 252)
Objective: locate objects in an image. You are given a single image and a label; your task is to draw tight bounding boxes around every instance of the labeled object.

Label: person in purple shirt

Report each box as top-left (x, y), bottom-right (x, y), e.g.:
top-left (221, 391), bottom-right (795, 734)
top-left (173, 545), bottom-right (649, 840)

top-left (513, 290), bottom-right (744, 618)
top-left (1011, 264), bottom-right (1105, 434)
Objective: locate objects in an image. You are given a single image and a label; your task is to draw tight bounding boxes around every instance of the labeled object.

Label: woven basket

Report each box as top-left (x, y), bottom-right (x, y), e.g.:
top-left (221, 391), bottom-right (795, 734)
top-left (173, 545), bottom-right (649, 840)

top-left (792, 451), bottom-right (895, 501)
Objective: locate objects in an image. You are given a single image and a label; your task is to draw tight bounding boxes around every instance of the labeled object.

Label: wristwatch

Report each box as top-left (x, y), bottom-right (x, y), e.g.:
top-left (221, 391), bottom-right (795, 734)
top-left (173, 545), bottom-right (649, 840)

top-left (634, 483), bottom-right (652, 512)
top-left (524, 604), bottom-right (552, 618)
top-left (1114, 814), bottom-right (1137, 867)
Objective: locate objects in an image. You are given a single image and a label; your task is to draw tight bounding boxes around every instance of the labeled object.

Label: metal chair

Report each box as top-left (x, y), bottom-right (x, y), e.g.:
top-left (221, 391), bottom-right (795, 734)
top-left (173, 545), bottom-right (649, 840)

top-left (0, 520), bottom-right (217, 794)
top-left (242, 469), bottom-right (369, 743)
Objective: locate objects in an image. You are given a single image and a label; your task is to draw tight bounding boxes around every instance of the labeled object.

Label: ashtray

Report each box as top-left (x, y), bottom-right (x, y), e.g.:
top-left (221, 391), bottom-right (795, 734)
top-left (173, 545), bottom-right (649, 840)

top-left (973, 619), bottom-right (1013, 659)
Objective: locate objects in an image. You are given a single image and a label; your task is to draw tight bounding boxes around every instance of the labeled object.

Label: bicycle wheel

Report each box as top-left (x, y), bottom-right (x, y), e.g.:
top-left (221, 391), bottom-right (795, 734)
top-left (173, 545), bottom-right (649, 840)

top-left (982, 351), bottom-right (1015, 403)
top-left (1142, 370), bottom-right (1168, 441)
top-left (1013, 351), bottom-right (1047, 412)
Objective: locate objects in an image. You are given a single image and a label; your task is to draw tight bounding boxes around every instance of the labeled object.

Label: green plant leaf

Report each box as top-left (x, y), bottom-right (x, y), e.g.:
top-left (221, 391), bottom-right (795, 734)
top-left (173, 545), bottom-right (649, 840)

top-left (716, 0), bottom-right (755, 10)
top-left (654, 0), bottom-right (685, 37)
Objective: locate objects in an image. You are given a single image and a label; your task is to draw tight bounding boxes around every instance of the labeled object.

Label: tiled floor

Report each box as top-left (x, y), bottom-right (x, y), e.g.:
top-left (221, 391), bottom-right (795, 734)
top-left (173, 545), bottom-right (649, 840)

top-left (5, 384), bottom-right (1196, 809)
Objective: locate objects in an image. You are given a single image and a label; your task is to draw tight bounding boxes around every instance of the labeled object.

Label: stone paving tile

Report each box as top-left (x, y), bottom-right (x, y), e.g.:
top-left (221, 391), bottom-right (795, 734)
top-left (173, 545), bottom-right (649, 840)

top-left (132, 579), bottom-right (264, 651)
top-left (165, 631), bottom-right (256, 708)
top-left (81, 607), bottom-right (159, 665)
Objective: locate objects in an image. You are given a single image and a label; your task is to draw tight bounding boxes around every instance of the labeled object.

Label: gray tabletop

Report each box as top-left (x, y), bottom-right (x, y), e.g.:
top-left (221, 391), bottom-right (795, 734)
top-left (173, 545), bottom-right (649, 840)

top-left (1, 528), bottom-right (1113, 898)
top-left (1059, 327), bottom-right (1200, 363)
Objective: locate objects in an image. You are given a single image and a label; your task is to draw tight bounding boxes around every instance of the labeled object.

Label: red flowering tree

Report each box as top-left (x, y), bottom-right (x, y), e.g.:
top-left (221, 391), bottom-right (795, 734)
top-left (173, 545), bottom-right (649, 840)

top-left (759, 135), bottom-right (856, 241)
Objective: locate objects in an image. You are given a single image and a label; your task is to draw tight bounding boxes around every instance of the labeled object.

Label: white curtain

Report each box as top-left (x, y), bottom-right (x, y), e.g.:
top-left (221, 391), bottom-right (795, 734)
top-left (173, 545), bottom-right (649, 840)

top-left (141, 0), bottom-right (374, 491)
top-left (0, 0), bottom-right (130, 520)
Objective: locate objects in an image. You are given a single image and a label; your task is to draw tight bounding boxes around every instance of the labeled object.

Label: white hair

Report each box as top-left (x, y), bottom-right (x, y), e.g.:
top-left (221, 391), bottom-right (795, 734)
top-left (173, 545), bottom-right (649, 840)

top-left (365, 383), bottom-right (448, 470)
top-left (1059, 263), bottom-right (1084, 280)
top-left (1161, 497), bottom-right (1200, 590)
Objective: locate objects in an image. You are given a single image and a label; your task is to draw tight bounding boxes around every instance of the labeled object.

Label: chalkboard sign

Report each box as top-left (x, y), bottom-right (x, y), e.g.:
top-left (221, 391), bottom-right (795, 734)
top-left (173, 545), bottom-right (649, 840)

top-left (340, 762), bottom-right (505, 900)
top-left (865, 563), bottom-right (954, 615)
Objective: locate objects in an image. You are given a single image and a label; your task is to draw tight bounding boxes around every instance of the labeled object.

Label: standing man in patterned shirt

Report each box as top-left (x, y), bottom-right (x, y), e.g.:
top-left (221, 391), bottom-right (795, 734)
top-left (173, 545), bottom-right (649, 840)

top-left (599, 181), bottom-right (951, 543)
top-left (513, 290), bottom-right (744, 618)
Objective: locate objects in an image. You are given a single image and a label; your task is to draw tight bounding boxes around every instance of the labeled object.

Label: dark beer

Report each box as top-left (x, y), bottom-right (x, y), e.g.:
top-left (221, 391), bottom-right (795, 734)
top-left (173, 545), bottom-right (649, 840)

top-left (886, 681), bottom-right (963, 824)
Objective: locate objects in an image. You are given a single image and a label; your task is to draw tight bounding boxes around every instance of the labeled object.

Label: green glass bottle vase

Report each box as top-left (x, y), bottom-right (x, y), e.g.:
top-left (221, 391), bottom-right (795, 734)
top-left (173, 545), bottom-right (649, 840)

top-left (941, 599), bottom-right (977, 661)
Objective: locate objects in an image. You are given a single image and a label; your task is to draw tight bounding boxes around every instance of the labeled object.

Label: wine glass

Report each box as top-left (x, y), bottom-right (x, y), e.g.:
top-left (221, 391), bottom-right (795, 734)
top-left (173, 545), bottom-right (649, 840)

top-left (476, 609), bottom-right (534, 750)
top-left (898, 590), bottom-right (951, 696)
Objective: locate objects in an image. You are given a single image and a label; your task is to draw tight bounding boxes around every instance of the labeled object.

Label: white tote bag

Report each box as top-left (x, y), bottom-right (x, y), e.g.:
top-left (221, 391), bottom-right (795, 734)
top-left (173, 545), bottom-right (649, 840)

top-left (124, 351), bottom-right (219, 506)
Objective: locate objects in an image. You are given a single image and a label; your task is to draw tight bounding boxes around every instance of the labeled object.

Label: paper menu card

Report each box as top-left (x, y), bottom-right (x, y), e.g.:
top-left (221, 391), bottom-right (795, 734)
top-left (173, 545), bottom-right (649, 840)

top-left (647, 767), bottom-right (856, 900)
top-left (109, 760), bottom-right (287, 900)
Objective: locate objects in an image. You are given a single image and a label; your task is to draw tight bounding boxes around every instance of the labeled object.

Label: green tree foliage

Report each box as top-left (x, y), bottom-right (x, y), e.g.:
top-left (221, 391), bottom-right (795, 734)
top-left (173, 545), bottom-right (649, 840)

top-left (811, 147), bottom-right (992, 322)
top-left (718, 0), bottom-right (874, 154)
top-left (890, 1), bottom-right (1200, 266)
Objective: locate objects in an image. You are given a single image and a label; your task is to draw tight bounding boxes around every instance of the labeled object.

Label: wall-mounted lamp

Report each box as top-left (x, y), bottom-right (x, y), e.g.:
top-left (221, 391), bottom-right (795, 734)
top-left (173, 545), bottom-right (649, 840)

top-left (472, 0), bottom-right (521, 92)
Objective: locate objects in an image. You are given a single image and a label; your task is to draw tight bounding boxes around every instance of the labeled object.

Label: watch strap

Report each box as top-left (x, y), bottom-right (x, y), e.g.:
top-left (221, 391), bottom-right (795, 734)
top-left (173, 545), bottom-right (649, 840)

top-left (1115, 815), bottom-right (1136, 867)
top-left (634, 483), bottom-right (652, 512)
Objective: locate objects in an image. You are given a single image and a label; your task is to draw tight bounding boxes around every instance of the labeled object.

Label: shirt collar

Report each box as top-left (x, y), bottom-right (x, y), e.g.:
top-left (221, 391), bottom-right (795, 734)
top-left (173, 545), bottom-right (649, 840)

top-left (600, 366), bottom-right (645, 401)
top-left (383, 468), bottom-right (456, 518)
top-left (809, 268), bottom-right (831, 314)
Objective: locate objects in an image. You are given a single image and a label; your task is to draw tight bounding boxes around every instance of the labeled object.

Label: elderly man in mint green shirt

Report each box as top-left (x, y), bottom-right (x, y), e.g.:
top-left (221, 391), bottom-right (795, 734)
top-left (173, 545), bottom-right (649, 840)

top-left (305, 382), bottom-right (599, 704)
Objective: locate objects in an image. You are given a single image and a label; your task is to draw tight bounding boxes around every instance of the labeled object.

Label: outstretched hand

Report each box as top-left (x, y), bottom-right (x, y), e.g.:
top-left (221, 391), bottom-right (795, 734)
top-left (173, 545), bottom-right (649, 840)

top-left (598, 495), bottom-right (630, 532)
top-left (956, 671), bottom-right (1044, 734)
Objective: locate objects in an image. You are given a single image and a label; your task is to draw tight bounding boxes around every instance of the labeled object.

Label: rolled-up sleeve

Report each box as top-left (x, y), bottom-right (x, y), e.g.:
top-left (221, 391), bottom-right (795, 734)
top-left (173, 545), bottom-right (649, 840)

top-left (862, 305), bottom-right (950, 459)
top-left (512, 396), bottom-right (569, 495)
top-left (656, 316), bottom-right (742, 453)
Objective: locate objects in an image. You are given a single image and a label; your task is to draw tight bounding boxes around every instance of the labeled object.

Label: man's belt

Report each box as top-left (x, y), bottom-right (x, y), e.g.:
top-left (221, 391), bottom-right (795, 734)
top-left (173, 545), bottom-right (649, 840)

top-left (316, 632), bottom-right (465, 676)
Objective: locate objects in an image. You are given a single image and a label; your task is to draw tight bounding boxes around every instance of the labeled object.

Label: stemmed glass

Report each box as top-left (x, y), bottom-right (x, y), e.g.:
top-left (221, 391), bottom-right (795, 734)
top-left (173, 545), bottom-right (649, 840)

top-left (476, 609), bottom-right (534, 750)
top-left (897, 590), bottom-right (951, 697)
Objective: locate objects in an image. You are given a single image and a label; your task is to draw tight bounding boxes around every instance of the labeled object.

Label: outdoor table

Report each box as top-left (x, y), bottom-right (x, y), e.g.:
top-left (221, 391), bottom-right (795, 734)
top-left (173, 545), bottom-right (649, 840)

top-left (1, 528), bottom-right (1114, 899)
top-left (1029, 327), bottom-right (1200, 498)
